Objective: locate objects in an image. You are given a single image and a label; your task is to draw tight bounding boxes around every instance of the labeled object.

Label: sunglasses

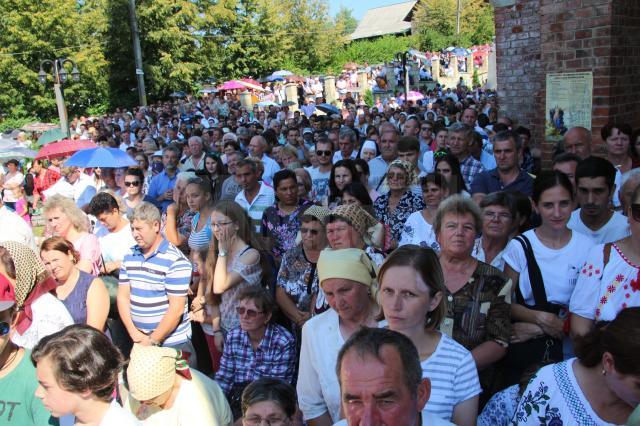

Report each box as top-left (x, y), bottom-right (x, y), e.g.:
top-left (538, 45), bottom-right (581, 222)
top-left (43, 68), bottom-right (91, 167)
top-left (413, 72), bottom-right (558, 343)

top-left (300, 227), bottom-right (319, 235)
top-left (631, 204), bottom-right (640, 222)
top-left (0, 321), bottom-right (9, 336)
top-left (124, 181), bottom-right (141, 187)
top-left (316, 150), bottom-right (332, 156)
top-left (236, 306), bottom-right (263, 318)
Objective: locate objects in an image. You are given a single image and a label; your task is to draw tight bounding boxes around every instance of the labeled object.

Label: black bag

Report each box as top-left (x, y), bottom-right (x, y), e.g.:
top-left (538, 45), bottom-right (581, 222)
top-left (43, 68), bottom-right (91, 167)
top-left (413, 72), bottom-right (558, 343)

top-left (501, 234), bottom-right (564, 385)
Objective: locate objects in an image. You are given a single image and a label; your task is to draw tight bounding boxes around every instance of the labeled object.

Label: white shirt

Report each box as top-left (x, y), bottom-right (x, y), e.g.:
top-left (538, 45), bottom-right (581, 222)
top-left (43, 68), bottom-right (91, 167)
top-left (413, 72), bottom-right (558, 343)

top-left (503, 229), bottom-right (595, 306)
top-left (98, 222), bottom-right (136, 264)
top-left (2, 171), bottom-right (24, 203)
top-left (234, 182), bottom-right (275, 233)
top-left (332, 150), bottom-right (357, 164)
top-left (11, 292), bottom-right (73, 350)
top-left (399, 211), bottom-right (439, 252)
top-left (567, 209), bottom-right (630, 244)
top-left (307, 166), bottom-right (331, 203)
top-left (99, 400), bottom-right (141, 426)
top-left (258, 154), bottom-right (280, 186)
top-left (0, 205), bottom-right (36, 251)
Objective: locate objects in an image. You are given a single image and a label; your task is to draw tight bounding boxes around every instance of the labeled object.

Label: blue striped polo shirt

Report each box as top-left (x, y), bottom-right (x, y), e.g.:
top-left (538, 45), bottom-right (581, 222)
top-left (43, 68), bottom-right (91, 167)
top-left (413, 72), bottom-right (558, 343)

top-left (119, 238), bottom-right (192, 346)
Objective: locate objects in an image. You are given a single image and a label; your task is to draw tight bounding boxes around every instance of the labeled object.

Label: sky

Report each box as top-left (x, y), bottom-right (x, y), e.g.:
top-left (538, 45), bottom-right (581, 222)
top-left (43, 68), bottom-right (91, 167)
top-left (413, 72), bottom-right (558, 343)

top-left (328, 0), bottom-right (406, 20)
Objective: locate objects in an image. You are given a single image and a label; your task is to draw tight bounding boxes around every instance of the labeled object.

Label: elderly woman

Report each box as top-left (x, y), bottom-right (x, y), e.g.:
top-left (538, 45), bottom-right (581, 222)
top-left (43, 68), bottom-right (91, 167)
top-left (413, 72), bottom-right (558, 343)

top-left (297, 248), bottom-right (382, 426)
top-left (472, 191), bottom-right (518, 271)
top-left (0, 241), bottom-right (73, 349)
top-left (399, 173), bottom-right (449, 252)
top-left (379, 246), bottom-right (481, 425)
top-left (122, 344), bottom-right (233, 425)
top-left (32, 324), bottom-right (139, 425)
top-left (43, 194), bottom-right (102, 275)
top-left (215, 287), bottom-right (296, 420)
top-left (435, 194), bottom-right (512, 396)
top-left (373, 159), bottom-right (425, 247)
top-left (241, 378), bottom-right (297, 426)
top-left (276, 206), bottom-right (330, 332)
top-left (261, 169), bottom-right (312, 262)
top-left (514, 307), bottom-right (640, 424)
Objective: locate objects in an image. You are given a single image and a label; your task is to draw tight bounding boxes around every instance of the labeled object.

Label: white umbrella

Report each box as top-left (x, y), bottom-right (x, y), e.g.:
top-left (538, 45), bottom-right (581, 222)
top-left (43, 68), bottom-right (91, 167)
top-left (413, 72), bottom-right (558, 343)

top-left (0, 146), bottom-right (37, 161)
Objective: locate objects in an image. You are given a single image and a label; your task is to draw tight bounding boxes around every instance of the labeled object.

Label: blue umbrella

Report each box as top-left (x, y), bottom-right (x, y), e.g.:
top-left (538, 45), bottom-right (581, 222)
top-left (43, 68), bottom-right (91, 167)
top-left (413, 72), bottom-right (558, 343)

top-left (256, 101), bottom-right (279, 107)
top-left (316, 103), bottom-right (340, 116)
top-left (65, 147), bottom-right (137, 168)
top-left (267, 75), bottom-right (286, 82)
top-left (272, 70), bottom-right (293, 77)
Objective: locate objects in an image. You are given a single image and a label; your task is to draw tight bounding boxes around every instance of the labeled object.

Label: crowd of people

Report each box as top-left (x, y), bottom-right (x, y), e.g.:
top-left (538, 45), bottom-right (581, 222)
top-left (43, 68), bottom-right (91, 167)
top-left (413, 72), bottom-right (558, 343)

top-left (0, 84), bottom-right (639, 426)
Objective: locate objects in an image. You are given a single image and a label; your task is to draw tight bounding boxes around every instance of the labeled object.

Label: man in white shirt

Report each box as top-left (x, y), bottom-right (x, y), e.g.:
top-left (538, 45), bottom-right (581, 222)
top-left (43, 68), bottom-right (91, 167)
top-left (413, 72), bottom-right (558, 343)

top-left (332, 128), bottom-right (358, 164)
top-left (180, 136), bottom-right (206, 171)
top-left (247, 135), bottom-right (280, 185)
top-left (568, 156), bottom-right (629, 243)
top-left (44, 166), bottom-right (96, 209)
top-left (307, 137), bottom-right (333, 204)
top-left (0, 198), bottom-right (36, 250)
top-left (368, 123), bottom-right (400, 192)
top-left (234, 158), bottom-right (275, 233)
top-left (88, 192), bottom-right (136, 274)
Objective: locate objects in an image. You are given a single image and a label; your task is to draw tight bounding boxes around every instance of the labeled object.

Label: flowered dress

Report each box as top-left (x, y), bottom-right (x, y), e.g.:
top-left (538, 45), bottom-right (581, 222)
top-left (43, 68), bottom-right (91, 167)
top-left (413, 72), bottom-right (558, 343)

top-left (261, 200), bottom-right (311, 259)
top-left (220, 246), bottom-right (262, 332)
top-left (399, 210), bottom-right (439, 252)
top-left (276, 245), bottom-right (318, 313)
top-left (373, 190), bottom-right (425, 242)
top-left (512, 359), bottom-right (617, 425)
top-left (570, 243), bottom-right (640, 321)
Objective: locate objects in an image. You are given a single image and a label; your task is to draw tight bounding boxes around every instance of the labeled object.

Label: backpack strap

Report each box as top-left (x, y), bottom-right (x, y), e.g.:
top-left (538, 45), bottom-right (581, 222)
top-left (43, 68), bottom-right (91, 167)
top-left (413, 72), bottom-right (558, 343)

top-left (603, 242), bottom-right (612, 269)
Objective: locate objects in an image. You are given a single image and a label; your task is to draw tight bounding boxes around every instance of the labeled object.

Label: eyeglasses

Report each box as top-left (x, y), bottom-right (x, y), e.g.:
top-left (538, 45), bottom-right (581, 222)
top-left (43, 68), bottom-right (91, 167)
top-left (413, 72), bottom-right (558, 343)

top-left (236, 306), bottom-right (264, 318)
top-left (211, 221), bottom-right (233, 229)
top-left (243, 416), bottom-right (286, 426)
top-left (316, 150), bottom-right (332, 156)
top-left (631, 204), bottom-right (640, 222)
top-left (483, 211), bottom-right (513, 221)
top-left (387, 173), bottom-right (406, 180)
top-left (300, 227), bottom-right (319, 235)
top-left (0, 321), bottom-right (9, 336)
top-left (124, 181), bottom-right (141, 187)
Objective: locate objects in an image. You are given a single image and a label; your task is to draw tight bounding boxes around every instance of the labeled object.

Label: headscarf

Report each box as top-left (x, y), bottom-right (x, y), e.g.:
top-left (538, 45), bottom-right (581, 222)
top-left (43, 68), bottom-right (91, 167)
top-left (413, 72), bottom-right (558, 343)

top-left (301, 205), bottom-right (331, 224)
top-left (127, 344), bottom-right (192, 402)
top-left (327, 204), bottom-right (383, 248)
top-left (360, 140), bottom-right (377, 159)
top-left (317, 248), bottom-right (379, 301)
top-left (0, 241), bottom-right (57, 334)
top-left (386, 159), bottom-right (417, 187)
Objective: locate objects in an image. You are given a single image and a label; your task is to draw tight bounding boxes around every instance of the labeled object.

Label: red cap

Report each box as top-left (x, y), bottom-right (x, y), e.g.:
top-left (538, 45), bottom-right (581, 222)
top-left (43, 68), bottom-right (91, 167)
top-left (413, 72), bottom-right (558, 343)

top-left (0, 274), bottom-right (16, 311)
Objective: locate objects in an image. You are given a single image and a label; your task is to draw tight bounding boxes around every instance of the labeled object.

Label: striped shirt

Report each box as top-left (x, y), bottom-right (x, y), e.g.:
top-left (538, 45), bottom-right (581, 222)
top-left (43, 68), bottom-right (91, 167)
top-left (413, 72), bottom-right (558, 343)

top-left (119, 238), bottom-right (193, 346)
top-left (422, 333), bottom-right (481, 421)
top-left (234, 182), bottom-right (275, 233)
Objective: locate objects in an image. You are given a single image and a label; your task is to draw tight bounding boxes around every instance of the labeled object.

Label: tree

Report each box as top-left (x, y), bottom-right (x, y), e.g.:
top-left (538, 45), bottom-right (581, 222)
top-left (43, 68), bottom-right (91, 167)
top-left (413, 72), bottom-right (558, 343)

top-left (334, 6), bottom-right (358, 37)
top-left (0, 0), bottom-right (109, 119)
top-left (413, 0), bottom-right (494, 51)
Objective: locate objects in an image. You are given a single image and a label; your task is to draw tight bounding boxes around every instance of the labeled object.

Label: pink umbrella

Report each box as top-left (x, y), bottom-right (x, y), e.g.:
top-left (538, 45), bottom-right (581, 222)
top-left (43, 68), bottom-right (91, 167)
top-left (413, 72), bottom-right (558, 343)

top-left (218, 80), bottom-right (246, 90)
top-left (241, 78), bottom-right (261, 86)
top-left (35, 139), bottom-right (97, 160)
top-left (406, 91), bottom-right (425, 102)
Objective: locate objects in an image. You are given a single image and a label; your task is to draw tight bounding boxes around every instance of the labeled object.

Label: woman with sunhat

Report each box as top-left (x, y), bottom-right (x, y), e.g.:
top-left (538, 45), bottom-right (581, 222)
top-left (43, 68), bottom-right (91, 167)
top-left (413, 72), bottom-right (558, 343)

top-left (122, 343), bottom-right (233, 425)
top-left (297, 247), bottom-right (384, 426)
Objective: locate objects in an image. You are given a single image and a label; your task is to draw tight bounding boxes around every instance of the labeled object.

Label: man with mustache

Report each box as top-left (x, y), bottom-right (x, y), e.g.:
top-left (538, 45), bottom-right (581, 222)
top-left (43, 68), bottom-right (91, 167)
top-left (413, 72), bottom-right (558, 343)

top-left (568, 156), bottom-right (629, 244)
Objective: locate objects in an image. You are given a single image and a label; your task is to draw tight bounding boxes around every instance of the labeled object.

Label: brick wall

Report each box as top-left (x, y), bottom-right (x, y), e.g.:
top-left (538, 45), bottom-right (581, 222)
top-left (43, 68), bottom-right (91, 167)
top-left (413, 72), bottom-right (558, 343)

top-left (494, 0), bottom-right (640, 165)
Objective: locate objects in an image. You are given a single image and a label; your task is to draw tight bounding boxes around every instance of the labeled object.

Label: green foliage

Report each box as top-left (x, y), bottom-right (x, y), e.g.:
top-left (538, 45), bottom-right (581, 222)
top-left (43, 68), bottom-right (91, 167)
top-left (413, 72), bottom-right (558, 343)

top-left (334, 6), bottom-right (358, 37)
top-left (413, 0), bottom-right (494, 51)
top-left (472, 68), bottom-right (480, 87)
top-left (328, 35), bottom-right (415, 74)
top-left (363, 89), bottom-right (373, 107)
top-left (0, 117), bottom-right (39, 133)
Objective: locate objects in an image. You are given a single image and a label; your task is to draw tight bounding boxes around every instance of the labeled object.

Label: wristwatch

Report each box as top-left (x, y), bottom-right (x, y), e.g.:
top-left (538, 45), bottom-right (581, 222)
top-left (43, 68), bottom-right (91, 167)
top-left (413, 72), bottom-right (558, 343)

top-left (218, 250), bottom-right (228, 257)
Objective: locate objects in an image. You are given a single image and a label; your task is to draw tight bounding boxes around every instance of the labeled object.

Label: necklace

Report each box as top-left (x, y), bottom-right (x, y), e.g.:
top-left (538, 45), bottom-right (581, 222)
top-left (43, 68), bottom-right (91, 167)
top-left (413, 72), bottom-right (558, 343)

top-left (0, 347), bottom-right (19, 372)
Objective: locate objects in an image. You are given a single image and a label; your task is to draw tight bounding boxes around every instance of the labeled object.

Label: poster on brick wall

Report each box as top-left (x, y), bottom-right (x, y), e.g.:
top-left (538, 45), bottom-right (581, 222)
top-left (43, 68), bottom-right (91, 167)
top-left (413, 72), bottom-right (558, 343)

top-left (545, 72), bottom-right (593, 138)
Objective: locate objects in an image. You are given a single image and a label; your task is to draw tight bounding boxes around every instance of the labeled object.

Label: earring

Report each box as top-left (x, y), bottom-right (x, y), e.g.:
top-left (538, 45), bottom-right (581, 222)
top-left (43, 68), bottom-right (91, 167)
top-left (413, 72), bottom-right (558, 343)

top-left (601, 369), bottom-right (606, 376)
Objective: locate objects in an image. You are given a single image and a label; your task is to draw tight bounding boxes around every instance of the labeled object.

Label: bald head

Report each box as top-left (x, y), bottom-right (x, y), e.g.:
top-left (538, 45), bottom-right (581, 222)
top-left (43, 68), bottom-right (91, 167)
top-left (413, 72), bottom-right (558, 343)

top-left (563, 127), bottom-right (592, 159)
top-left (248, 135), bottom-right (267, 158)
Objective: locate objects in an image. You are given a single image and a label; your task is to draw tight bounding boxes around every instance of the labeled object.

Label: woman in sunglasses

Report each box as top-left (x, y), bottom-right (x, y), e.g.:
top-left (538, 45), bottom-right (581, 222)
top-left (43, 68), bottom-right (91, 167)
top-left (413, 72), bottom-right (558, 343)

top-left (215, 287), bottom-right (295, 420)
top-left (122, 167), bottom-right (155, 217)
top-left (0, 274), bottom-right (58, 425)
top-left (570, 183), bottom-right (640, 336)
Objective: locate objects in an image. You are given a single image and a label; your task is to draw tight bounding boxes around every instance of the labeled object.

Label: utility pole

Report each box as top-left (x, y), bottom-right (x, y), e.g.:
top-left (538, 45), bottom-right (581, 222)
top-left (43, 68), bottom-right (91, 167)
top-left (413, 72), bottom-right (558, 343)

top-left (128, 0), bottom-right (147, 106)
